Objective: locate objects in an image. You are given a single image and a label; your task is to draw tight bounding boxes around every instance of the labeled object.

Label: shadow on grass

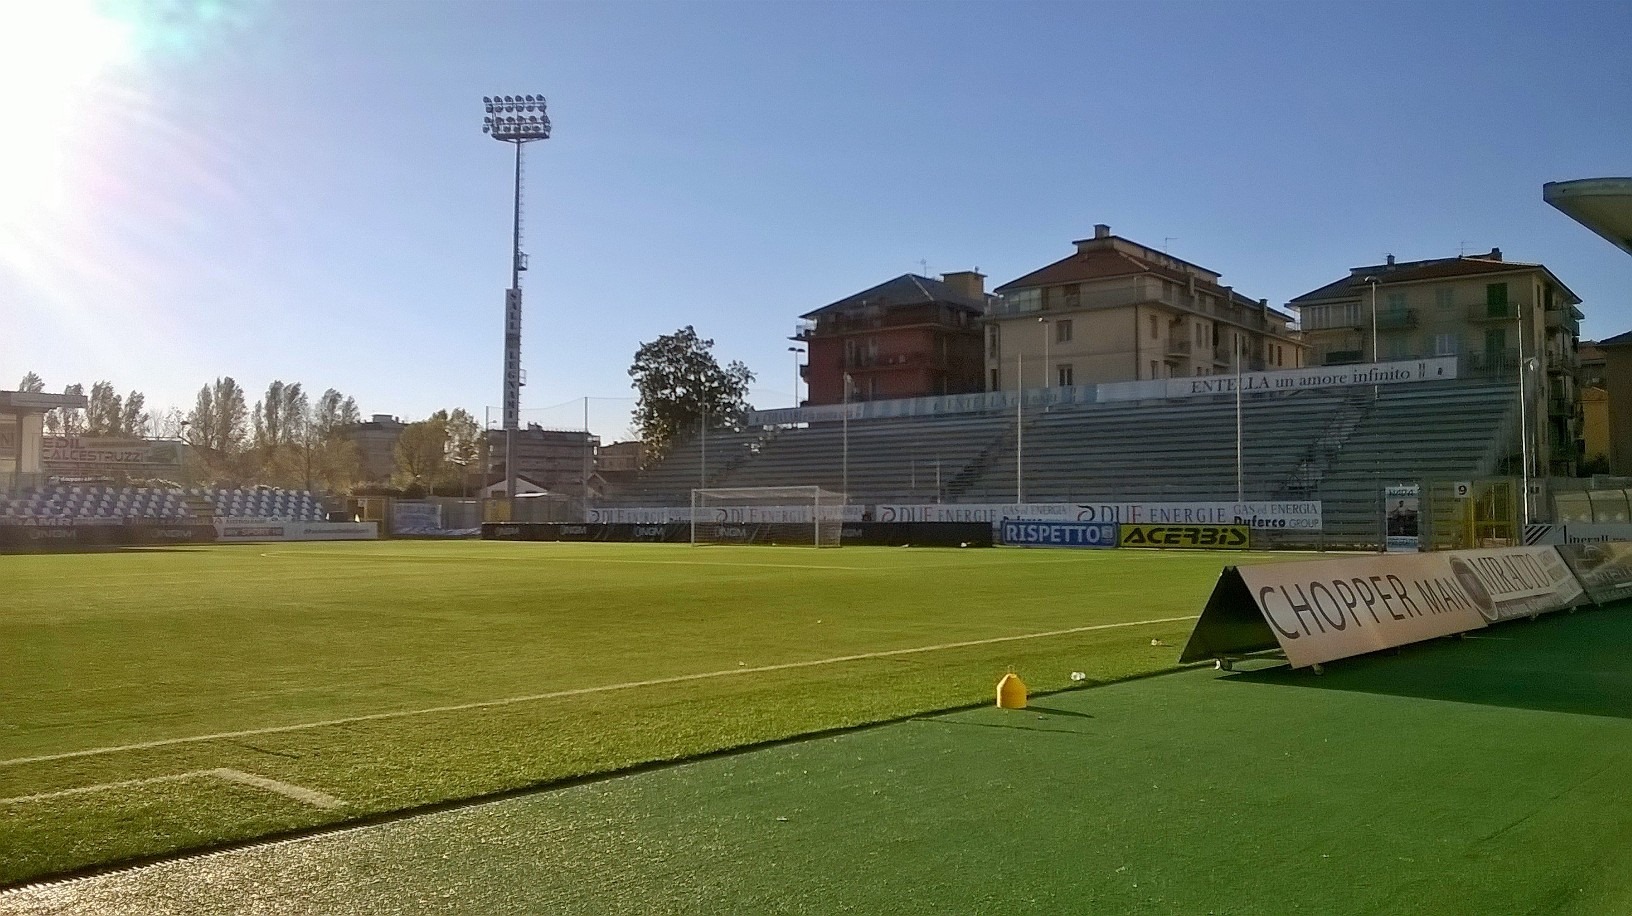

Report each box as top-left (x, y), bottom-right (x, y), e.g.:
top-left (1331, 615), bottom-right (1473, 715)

top-left (1223, 605), bottom-right (1632, 721)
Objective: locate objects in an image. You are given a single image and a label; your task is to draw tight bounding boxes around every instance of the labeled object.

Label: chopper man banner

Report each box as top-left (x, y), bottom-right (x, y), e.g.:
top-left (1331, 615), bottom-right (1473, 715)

top-left (1180, 545), bottom-right (1604, 669)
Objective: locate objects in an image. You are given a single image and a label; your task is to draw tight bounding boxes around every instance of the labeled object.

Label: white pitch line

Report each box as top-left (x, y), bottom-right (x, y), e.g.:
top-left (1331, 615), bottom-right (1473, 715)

top-left (0, 768), bottom-right (343, 810)
top-left (212, 768), bottom-right (344, 809)
top-left (0, 614), bottom-right (1197, 768)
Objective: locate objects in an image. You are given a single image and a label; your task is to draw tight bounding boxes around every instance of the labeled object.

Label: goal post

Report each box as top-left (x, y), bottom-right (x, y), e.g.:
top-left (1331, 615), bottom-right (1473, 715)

top-left (690, 486), bottom-right (846, 547)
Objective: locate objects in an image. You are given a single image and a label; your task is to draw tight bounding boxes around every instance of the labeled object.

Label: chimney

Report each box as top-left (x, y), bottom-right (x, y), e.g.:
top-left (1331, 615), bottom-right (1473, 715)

top-left (1094, 224), bottom-right (1111, 239)
top-left (1488, 247), bottom-right (1502, 261)
top-left (1386, 254), bottom-right (1395, 267)
top-left (939, 270), bottom-right (986, 301)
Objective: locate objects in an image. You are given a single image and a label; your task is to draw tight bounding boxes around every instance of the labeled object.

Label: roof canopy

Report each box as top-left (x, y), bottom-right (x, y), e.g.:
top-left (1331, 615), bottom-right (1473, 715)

top-left (1545, 178), bottom-right (1632, 257)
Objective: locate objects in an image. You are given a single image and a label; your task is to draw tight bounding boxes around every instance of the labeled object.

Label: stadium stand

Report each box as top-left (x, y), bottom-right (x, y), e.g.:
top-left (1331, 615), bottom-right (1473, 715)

top-left (0, 486), bottom-right (328, 522)
top-left (602, 380), bottom-right (1520, 542)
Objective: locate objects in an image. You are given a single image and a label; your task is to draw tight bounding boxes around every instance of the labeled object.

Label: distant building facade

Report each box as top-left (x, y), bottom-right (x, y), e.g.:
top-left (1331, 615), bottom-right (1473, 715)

top-left (487, 425), bottom-right (599, 491)
top-left (795, 272), bottom-right (988, 406)
top-left (351, 414), bottom-right (407, 483)
top-left (986, 225), bottom-right (1302, 391)
top-left (1289, 249), bottom-right (1584, 475)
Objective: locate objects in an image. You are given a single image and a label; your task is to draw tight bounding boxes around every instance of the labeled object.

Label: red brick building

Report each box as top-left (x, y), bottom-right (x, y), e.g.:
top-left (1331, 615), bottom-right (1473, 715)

top-left (794, 272), bottom-right (989, 406)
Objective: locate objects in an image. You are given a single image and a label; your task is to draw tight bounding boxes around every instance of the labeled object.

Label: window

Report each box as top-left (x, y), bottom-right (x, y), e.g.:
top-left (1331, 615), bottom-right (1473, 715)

top-left (1151, 360), bottom-right (1160, 378)
top-left (1385, 292), bottom-right (1407, 312)
top-left (1301, 303), bottom-right (1361, 330)
top-left (1005, 288), bottom-right (1042, 313)
top-left (1056, 319), bottom-right (1073, 343)
top-left (1385, 336), bottom-right (1410, 359)
top-left (1149, 316), bottom-right (1159, 339)
top-left (990, 368), bottom-right (999, 391)
top-left (988, 327), bottom-right (1000, 357)
top-left (1435, 288), bottom-right (1454, 310)
top-left (1485, 282), bottom-right (1509, 317)
top-left (1195, 324), bottom-right (1204, 345)
top-left (1434, 334), bottom-right (1460, 356)
top-left (1057, 364), bottom-right (1074, 387)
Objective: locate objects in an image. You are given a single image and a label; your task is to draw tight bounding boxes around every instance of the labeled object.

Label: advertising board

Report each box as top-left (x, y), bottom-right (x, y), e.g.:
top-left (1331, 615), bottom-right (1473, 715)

top-left (1001, 521), bottom-right (1117, 548)
top-left (1179, 546), bottom-right (1590, 669)
top-left (1118, 524), bottom-right (1249, 550)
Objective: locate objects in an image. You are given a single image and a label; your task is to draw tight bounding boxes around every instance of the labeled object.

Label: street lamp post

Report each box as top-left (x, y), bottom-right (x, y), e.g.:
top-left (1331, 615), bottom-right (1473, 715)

top-left (1038, 316), bottom-right (1050, 388)
top-left (788, 346), bottom-right (805, 408)
top-left (1363, 276), bottom-right (1379, 362)
top-left (481, 93), bottom-right (551, 521)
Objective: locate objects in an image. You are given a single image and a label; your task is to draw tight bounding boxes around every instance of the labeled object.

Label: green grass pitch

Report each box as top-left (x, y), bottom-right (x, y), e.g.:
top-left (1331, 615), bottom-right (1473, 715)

top-left (0, 541), bottom-right (1245, 885)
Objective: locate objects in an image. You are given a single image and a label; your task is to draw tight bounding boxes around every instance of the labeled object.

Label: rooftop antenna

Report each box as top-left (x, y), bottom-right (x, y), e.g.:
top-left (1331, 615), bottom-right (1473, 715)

top-left (918, 258), bottom-right (929, 277)
top-left (1163, 237), bottom-right (1178, 254)
top-left (1458, 240), bottom-right (1469, 256)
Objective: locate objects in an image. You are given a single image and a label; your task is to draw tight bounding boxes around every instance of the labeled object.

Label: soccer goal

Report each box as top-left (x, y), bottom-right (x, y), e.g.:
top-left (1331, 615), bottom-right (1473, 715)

top-left (691, 486), bottom-right (847, 547)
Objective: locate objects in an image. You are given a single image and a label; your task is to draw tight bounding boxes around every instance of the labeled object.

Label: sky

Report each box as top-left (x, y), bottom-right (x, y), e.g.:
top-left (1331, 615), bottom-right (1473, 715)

top-left (2, 0), bottom-right (1630, 441)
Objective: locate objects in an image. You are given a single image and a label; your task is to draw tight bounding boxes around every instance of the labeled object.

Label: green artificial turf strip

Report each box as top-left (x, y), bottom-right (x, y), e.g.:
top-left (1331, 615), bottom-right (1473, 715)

top-left (0, 541), bottom-right (1245, 885)
top-left (8, 606), bottom-right (1632, 915)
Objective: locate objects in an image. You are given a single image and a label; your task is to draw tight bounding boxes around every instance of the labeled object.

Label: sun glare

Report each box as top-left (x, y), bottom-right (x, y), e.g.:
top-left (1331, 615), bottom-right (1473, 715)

top-left (0, 1), bottom-right (136, 223)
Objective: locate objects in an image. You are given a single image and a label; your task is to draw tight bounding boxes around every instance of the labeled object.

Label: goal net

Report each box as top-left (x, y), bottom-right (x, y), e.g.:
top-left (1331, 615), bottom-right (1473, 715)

top-left (691, 486), bottom-right (846, 547)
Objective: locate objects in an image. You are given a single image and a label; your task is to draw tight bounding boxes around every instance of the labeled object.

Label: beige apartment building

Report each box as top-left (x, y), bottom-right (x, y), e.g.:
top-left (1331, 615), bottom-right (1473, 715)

top-left (985, 225), bottom-right (1303, 392)
top-left (1289, 249), bottom-right (1584, 475)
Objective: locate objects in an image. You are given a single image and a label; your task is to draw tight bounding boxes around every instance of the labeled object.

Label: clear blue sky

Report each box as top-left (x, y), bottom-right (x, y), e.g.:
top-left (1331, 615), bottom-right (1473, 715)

top-left (3, 0), bottom-right (1629, 440)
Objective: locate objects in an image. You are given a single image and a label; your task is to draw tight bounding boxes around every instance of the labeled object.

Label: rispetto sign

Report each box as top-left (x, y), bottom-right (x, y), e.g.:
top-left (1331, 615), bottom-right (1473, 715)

top-left (1001, 521), bottom-right (1117, 548)
top-left (1179, 547), bottom-right (1595, 669)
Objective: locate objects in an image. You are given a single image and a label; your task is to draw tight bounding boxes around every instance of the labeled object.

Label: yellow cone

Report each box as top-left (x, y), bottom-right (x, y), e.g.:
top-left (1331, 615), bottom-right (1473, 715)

top-left (996, 672), bottom-right (1027, 709)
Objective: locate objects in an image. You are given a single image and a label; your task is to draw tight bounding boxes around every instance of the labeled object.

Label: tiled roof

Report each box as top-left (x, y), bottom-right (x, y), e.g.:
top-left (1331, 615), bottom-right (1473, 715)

top-left (802, 275), bottom-right (987, 319)
top-left (1595, 329), bottom-right (1632, 349)
top-left (993, 243), bottom-right (1293, 323)
top-left (1289, 257), bottom-right (1581, 305)
top-left (994, 249), bottom-right (1160, 293)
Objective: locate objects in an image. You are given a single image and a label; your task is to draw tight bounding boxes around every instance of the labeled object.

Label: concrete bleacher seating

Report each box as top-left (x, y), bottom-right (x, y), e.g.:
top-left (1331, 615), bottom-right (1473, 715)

top-left (604, 380), bottom-right (1519, 544)
top-left (0, 486), bottom-right (328, 523)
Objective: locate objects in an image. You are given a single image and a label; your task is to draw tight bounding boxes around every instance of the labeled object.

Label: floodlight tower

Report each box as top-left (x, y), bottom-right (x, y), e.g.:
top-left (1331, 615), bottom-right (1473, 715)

top-left (482, 93), bottom-right (552, 515)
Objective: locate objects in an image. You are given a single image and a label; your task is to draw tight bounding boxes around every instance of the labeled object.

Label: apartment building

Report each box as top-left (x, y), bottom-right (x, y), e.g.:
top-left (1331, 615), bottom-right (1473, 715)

top-left (1289, 249), bottom-right (1584, 475)
top-left (795, 272), bottom-right (988, 405)
top-left (985, 225), bottom-right (1302, 391)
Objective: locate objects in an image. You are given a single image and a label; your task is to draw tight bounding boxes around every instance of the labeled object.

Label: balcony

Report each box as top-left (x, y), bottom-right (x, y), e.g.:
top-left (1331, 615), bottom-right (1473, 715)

top-left (1166, 339), bottom-right (1192, 358)
top-left (1545, 309), bottom-right (1580, 334)
top-left (843, 351), bottom-right (945, 371)
top-left (1467, 303), bottom-right (1521, 322)
top-left (1548, 395), bottom-right (1576, 417)
top-left (1212, 345), bottom-right (1232, 366)
top-left (1466, 348), bottom-right (1519, 375)
top-left (1375, 308), bottom-right (1418, 330)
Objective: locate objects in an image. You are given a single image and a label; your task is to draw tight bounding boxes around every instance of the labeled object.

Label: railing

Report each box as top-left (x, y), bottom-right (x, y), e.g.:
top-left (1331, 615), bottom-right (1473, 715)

top-left (843, 352), bottom-right (946, 371)
top-left (1467, 303), bottom-right (1520, 322)
top-left (1166, 339), bottom-right (1192, 357)
top-left (1212, 345), bottom-right (1231, 364)
top-left (1375, 308), bottom-right (1417, 330)
top-left (1545, 309), bottom-right (1579, 333)
top-left (1324, 350), bottom-right (1364, 365)
top-left (1466, 348), bottom-right (1519, 375)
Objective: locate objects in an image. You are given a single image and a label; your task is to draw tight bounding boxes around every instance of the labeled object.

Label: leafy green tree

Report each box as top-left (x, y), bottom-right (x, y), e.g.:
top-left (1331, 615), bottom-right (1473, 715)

top-left (17, 372), bottom-right (43, 393)
top-left (86, 381), bottom-right (123, 436)
top-left (628, 326), bottom-right (755, 463)
top-left (393, 410), bottom-right (451, 492)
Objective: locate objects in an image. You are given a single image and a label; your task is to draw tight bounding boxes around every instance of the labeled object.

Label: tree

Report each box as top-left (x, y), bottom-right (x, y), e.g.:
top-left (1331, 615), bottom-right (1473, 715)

top-left (17, 372), bottom-right (43, 393)
top-left (393, 410), bottom-right (450, 491)
top-left (86, 381), bottom-right (123, 436)
top-left (304, 388), bottom-right (363, 491)
top-left (45, 383), bottom-right (85, 437)
top-left (628, 326), bottom-right (755, 463)
top-left (120, 391), bottom-right (148, 438)
top-left (251, 380), bottom-right (310, 485)
top-left (445, 408), bottom-right (483, 495)
top-left (186, 377), bottom-right (249, 481)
